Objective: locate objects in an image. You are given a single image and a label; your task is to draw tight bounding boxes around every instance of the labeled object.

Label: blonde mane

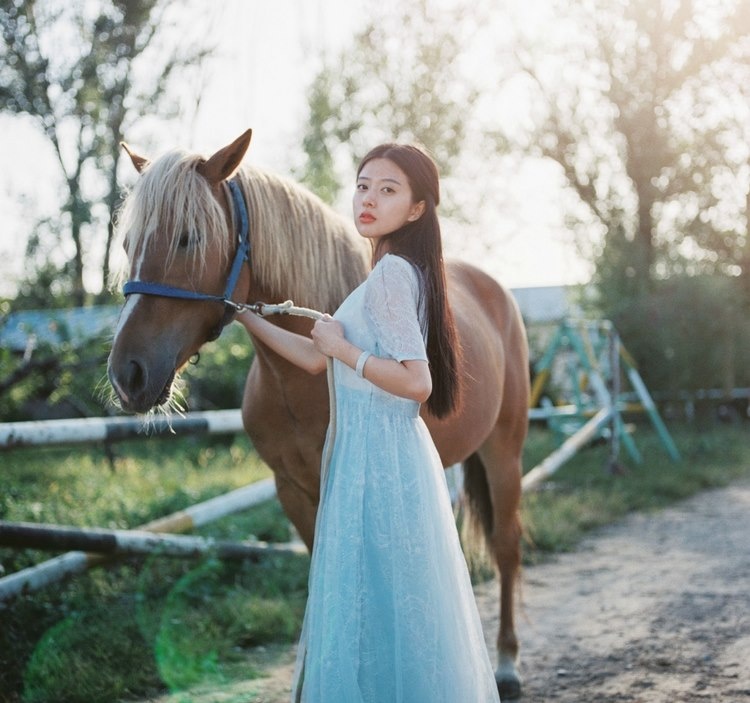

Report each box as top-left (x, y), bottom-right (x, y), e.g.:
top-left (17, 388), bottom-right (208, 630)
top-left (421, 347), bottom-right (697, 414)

top-left (235, 167), bottom-right (369, 312)
top-left (115, 149), bottom-right (370, 312)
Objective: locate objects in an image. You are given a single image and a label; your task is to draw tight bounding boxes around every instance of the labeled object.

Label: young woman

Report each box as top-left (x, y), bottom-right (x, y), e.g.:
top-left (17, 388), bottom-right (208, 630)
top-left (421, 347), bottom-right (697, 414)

top-left (237, 144), bottom-right (500, 702)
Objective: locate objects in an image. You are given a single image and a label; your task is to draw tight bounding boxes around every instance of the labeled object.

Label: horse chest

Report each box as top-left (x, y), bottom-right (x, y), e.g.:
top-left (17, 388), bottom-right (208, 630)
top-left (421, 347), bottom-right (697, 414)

top-left (243, 367), bottom-right (328, 469)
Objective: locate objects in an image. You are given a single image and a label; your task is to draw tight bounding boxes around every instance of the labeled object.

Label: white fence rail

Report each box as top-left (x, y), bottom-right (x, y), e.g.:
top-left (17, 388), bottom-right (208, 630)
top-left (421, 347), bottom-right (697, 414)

top-left (0, 409), bottom-right (244, 450)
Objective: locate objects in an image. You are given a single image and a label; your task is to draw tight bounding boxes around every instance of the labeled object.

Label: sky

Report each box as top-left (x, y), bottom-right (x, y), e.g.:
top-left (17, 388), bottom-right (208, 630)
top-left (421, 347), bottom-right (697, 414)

top-left (0, 0), bottom-right (591, 300)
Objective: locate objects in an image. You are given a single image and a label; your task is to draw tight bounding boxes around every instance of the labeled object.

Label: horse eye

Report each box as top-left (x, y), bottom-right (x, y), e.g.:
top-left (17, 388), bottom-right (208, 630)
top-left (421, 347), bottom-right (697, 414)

top-left (178, 232), bottom-right (190, 248)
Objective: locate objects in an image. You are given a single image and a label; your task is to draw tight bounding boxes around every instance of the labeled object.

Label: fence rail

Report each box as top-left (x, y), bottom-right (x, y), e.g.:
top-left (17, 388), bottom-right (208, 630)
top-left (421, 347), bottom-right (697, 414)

top-left (0, 409), bottom-right (244, 450)
top-left (0, 520), bottom-right (306, 560)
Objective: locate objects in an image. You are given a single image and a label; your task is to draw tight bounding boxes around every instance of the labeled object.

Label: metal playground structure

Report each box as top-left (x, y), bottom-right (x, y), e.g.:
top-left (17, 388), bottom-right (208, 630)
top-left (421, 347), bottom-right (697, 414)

top-left (523, 318), bottom-right (680, 490)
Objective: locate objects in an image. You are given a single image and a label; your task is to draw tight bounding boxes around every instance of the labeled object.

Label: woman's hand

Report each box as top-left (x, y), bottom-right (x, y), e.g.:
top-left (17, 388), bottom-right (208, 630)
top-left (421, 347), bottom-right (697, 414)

top-left (311, 314), bottom-right (346, 357)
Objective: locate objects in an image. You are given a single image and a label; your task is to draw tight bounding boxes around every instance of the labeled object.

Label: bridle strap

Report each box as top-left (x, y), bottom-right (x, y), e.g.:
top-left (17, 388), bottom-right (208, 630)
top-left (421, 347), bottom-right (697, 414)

top-left (223, 179), bottom-right (250, 302)
top-left (121, 281), bottom-right (225, 302)
top-left (122, 179), bottom-right (251, 307)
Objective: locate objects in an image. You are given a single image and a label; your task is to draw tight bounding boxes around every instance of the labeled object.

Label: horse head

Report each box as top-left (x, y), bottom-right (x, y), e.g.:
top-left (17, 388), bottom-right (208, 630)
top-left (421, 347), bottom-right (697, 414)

top-left (107, 130), bottom-right (253, 413)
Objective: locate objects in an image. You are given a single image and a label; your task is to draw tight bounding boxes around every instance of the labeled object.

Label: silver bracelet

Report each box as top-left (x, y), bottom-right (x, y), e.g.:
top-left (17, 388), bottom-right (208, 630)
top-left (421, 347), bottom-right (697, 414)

top-left (355, 350), bottom-right (372, 378)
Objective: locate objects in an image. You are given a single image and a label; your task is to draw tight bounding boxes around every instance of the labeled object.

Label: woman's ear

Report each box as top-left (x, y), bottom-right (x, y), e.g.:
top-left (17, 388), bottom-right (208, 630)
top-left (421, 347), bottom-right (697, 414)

top-left (408, 200), bottom-right (426, 221)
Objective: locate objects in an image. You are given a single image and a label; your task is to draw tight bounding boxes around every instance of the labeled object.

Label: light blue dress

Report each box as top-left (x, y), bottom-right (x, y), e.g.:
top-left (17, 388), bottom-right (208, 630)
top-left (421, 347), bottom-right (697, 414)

top-left (291, 254), bottom-right (500, 703)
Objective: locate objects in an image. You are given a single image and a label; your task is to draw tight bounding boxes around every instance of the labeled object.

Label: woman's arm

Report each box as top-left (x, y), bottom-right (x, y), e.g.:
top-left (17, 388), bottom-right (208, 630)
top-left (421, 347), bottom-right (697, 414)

top-left (237, 309), bottom-right (432, 402)
top-left (312, 316), bottom-right (432, 403)
top-left (235, 311), bottom-right (328, 375)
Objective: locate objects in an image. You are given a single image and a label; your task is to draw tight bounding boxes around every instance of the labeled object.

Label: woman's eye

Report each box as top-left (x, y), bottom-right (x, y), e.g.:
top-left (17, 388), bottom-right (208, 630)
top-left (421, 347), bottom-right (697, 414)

top-left (356, 183), bottom-right (367, 191)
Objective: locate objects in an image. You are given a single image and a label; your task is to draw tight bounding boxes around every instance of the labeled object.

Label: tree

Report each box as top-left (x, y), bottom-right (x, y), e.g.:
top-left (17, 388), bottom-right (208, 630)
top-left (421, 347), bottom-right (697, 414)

top-left (502, 0), bottom-right (750, 393)
top-left (295, 0), bottom-right (483, 207)
top-left (0, 0), bottom-right (211, 307)
top-left (515, 0), bottom-right (750, 297)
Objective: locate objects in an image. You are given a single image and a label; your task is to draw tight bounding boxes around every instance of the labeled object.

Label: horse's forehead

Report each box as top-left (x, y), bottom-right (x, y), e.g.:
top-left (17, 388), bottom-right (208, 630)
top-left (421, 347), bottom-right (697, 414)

top-left (125, 229), bottom-right (162, 273)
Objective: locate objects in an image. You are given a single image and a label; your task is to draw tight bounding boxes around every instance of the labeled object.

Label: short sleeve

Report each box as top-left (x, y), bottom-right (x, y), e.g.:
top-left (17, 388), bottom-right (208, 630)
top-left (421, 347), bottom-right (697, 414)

top-left (364, 255), bottom-right (428, 362)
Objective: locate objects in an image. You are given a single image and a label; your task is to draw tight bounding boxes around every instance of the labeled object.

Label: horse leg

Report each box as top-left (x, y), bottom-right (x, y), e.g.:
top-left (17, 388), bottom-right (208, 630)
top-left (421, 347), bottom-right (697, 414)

top-left (466, 426), bottom-right (524, 699)
top-left (273, 472), bottom-right (319, 551)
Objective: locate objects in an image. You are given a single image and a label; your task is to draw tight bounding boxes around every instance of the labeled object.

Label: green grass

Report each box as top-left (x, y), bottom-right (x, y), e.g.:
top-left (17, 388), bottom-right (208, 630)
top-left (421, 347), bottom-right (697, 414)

top-left (0, 435), bottom-right (307, 703)
top-left (1, 422), bottom-right (749, 702)
top-left (520, 421), bottom-right (750, 560)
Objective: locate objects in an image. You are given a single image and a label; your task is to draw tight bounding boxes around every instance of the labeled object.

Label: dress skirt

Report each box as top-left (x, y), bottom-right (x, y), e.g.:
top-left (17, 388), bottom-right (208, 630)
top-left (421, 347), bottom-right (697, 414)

top-left (291, 390), bottom-right (500, 702)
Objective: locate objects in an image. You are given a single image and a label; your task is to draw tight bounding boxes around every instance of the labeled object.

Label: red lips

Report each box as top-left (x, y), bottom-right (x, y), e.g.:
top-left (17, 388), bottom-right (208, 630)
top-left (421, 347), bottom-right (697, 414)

top-left (359, 212), bottom-right (376, 223)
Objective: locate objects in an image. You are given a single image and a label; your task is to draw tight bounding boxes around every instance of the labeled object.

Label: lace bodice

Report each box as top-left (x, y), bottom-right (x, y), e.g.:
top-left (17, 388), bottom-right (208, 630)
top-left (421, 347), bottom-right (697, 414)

top-left (363, 254), bottom-right (427, 363)
top-left (332, 253), bottom-right (427, 401)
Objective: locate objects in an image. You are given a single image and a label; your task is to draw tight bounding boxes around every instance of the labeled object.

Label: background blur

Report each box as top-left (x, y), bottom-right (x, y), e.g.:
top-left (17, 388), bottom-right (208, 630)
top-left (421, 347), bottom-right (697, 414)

top-left (1, 0), bottom-right (749, 420)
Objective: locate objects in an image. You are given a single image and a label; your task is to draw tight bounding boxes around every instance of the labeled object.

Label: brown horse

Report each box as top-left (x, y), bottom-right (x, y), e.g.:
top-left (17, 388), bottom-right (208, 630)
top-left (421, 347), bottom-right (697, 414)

top-left (107, 129), bottom-right (530, 697)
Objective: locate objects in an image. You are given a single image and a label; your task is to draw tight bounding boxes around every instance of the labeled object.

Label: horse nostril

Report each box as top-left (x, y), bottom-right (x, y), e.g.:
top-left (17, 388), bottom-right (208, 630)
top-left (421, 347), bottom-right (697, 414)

top-left (125, 359), bottom-right (146, 394)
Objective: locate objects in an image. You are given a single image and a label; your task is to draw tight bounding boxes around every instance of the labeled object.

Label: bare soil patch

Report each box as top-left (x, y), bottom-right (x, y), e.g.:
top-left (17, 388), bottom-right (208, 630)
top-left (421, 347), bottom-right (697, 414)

top-left (476, 479), bottom-right (750, 702)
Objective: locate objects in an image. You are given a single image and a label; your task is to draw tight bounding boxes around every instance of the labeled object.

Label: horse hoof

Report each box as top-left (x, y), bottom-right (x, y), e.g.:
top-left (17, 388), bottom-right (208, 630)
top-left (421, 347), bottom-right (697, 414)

top-left (497, 675), bottom-right (522, 700)
top-left (495, 663), bottom-right (522, 701)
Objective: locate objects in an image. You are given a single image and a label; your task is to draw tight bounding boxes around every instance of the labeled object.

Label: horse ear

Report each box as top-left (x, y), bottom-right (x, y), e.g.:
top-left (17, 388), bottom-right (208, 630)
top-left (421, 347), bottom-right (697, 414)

top-left (197, 129), bottom-right (253, 184)
top-left (121, 142), bottom-right (149, 173)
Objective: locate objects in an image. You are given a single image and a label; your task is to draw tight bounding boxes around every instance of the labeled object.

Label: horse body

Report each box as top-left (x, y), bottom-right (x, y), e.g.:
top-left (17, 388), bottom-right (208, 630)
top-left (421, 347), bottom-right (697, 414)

top-left (107, 131), bottom-right (529, 697)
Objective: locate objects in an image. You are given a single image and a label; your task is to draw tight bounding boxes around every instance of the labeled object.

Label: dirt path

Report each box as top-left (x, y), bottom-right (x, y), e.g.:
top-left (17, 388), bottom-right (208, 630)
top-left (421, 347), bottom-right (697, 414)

top-left (148, 481), bottom-right (750, 702)
top-left (475, 479), bottom-right (750, 702)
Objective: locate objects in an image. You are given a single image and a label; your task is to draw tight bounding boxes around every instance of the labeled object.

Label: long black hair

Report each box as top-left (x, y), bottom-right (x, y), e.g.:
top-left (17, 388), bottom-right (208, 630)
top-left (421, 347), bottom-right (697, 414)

top-left (357, 143), bottom-right (461, 418)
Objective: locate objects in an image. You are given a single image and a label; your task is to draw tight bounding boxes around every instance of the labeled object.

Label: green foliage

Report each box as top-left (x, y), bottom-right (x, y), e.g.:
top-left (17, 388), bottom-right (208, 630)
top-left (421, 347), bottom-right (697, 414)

top-left (522, 0), bottom-right (750, 292)
top-left (180, 324), bottom-right (255, 411)
top-left (0, 328), bottom-right (112, 423)
top-left (0, 315), bottom-right (254, 422)
top-left (297, 69), bottom-right (353, 204)
top-left (0, 436), bottom-right (270, 567)
top-left (154, 558), bottom-right (306, 690)
top-left (0, 436), bottom-right (303, 702)
top-left (590, 273), bottom-right (750, 394)
top-left (0, 0), bottom-right (211, 304)
top-left (14, 235), bottom-right (80, 311)
top-left (10, 549), bottom-right (309, 703)
top-left (1, 424), bottom-right (749, 700)
top-left (22, 599), bottom-right (158, 703)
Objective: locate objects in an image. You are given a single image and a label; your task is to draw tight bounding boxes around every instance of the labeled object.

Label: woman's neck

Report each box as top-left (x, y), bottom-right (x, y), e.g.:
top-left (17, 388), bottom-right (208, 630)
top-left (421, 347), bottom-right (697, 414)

top-left (371, 239), bottom-right (392, 267)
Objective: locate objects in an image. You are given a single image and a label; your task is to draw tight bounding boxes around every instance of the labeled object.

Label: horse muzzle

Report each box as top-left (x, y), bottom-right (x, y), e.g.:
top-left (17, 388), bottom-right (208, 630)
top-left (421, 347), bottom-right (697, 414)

top-left (107, 352), bottom-right (177, 414)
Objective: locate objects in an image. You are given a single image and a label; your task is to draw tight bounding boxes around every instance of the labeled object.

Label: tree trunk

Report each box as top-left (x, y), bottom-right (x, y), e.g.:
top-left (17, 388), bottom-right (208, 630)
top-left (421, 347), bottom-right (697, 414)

top-left (70, 217), bottom-right (85, 308)
top-left (634, 181), bottom-right (655, 292)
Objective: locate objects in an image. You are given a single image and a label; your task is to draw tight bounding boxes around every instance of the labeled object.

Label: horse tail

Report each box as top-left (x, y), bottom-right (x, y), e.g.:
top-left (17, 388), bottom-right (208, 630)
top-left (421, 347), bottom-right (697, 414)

top-left (461, 452), bottom-right (494, 551)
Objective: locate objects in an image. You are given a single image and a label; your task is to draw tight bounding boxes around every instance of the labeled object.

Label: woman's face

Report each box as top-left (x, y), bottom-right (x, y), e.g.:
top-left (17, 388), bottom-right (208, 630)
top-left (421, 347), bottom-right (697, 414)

top-left (353, 157), bottom-right (425, 245)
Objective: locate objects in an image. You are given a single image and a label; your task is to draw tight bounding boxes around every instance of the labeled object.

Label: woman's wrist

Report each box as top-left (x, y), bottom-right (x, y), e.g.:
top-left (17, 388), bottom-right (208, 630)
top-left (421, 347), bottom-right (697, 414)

top-left (327, 338), bottom-right (358, 365)
top-left (235, 310), bottom-right (263, 333)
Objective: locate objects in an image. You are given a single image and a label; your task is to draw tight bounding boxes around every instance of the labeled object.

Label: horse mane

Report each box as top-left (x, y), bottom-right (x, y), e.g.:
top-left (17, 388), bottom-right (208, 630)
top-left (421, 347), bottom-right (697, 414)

top-left (234, 167), bottom-right (369, 312)
top-left (115, 149), bottom-right (370, 313)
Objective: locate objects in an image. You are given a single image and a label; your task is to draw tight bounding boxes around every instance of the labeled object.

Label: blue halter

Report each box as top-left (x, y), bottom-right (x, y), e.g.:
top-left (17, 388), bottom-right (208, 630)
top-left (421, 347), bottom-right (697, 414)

top-left (123, 179), bottom-right (250, 310)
